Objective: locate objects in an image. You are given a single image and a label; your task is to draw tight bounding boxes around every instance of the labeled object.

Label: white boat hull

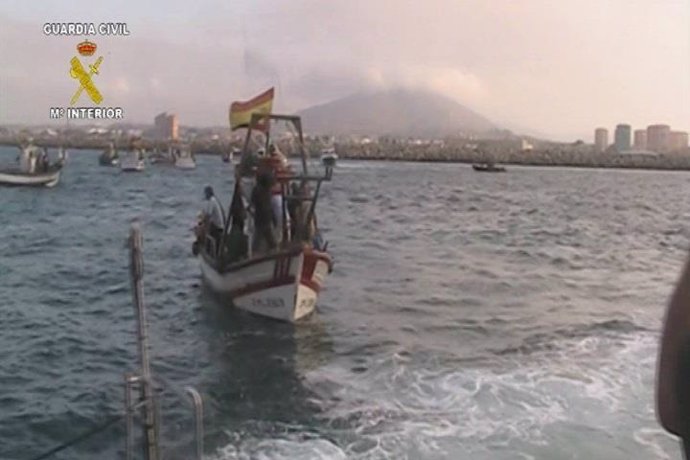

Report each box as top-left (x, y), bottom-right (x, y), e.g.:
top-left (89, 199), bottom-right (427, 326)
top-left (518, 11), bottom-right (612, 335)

top-left (0, 168), bottom-right (61, 187)
top-left (175, 157), bottom-right (196, 169)
top-left (198, 246), bottom-right (332, 322)
top-left (321, 153), bottom-right (338, 167)
top-left (121, 160), bottom-right (145, 172)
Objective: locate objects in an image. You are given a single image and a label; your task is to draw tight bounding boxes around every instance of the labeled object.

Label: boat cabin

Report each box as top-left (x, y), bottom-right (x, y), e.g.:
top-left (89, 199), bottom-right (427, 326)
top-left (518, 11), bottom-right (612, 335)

top-left (196, 113), bottom-right (333, 270)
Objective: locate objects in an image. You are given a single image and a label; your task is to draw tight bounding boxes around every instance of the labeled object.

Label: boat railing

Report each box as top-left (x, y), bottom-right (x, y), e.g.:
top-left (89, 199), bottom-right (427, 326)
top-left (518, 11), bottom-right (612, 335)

top-left (29, 224), bottom-right (205, 460)
top-left (125, 223), bottom-right (206, 460)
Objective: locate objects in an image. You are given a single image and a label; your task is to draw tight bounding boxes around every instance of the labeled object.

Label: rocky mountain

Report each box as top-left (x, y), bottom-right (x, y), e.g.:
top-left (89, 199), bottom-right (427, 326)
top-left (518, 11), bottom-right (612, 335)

top-left (297, 88), bottom-right (498, 137)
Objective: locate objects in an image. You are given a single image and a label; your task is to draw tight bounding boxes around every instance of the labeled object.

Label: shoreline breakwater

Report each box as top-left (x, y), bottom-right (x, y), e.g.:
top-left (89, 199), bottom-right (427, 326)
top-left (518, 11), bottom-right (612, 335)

top-left (329, 143), bottom-right (690, 171)
top-left (2, 137), bottom-right (690, 172)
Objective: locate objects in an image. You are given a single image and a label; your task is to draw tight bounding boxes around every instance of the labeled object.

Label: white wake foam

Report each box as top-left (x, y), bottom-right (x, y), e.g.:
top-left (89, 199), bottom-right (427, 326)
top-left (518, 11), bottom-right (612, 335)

top-left (212, 331), bottom-right (680, 459)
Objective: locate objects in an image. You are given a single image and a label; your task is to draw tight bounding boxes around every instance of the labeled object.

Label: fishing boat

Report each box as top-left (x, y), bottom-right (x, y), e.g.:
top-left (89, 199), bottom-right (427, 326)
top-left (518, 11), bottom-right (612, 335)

top-left (193, 113), bottom-right (335, 322)
top-left (320, 148), bottom-right (338, 168)
top-left (149, 146), bottom-right (175, 165)
top-left (99, 143), bottom-right (119, 166)
top-left (472, 163), bottom-right (506, 173)
top-left (121, 149), bottom-right (145, 172)
top-left (174, 147), bottom-right (196, 170)
top-left (0, 144), bottom-right (65, 187)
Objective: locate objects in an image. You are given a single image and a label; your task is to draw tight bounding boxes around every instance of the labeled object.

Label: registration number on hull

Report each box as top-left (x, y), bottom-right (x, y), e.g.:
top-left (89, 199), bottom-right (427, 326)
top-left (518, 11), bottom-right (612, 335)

top-left (251, 298), bottom-right (285, 309)
top-left (297, 297), bottom-right (316, 313)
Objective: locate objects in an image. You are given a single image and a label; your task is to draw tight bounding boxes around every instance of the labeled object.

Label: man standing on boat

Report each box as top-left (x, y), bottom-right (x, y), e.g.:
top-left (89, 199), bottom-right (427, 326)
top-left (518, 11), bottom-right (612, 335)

top-left (250, 172), bottom-right (277, 253)
top-left (262, 143), bottom-right (293, 243)
top-left (235, 146), bottom-right (263, 256)
top-left (203, 186), bottom-right (224, 250)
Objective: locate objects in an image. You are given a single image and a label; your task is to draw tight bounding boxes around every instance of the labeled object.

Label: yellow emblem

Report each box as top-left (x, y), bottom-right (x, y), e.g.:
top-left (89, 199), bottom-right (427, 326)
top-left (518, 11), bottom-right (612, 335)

top-left (69, 54), bottom-right (104, 105)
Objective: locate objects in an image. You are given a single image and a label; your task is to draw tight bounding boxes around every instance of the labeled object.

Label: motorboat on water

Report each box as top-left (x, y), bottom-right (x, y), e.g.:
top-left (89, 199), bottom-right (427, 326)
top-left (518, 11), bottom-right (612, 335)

top-left (174, 147), bottom-right (196, 170)
top-left (0, 144), bottom-right (65, 187)
top-left (149, 146), bottom-right (175, 165)
top-left (320, 148), bottom-right (338, 168)
top-left (99, 143), bottom-right (119, 166)
top-left (472, 163), bottom-right (506, 173)
top-left (193, 113), bottom-right (335, 323)
top-left (121, 149), bottom-right (146, 172)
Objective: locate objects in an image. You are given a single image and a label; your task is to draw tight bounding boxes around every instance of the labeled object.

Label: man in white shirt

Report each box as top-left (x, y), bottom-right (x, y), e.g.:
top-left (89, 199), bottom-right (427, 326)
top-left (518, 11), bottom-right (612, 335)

top-left (203, 186), bottom-right (224, 250)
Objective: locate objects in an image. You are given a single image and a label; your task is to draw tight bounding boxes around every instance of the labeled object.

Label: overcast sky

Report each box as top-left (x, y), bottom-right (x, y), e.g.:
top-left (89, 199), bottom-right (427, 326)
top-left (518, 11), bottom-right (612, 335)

top-left (0, 0), bottom-right (688, 141)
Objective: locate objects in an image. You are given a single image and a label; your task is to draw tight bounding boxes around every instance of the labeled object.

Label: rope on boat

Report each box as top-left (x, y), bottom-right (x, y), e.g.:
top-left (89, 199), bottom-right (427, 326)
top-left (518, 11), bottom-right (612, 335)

top-left (27, 400), bottom-right (146, 460)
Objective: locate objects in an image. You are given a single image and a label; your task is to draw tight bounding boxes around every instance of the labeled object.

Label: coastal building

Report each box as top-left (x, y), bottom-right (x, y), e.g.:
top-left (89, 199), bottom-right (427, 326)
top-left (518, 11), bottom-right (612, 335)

top-left (614, 124), bottom-right (631, 152)
top-left (154, 112), bottom-right (179, 140)
top-left (647, 124), bottom-right (670, 153)
top-left (633, 129), bottom-right (647, 150)
top-left (669, 131), bottom-right (689, 152)
top-left (521, 139), bottom-right (533, 151)
top-left (594, 128), bottom-right (608, 153)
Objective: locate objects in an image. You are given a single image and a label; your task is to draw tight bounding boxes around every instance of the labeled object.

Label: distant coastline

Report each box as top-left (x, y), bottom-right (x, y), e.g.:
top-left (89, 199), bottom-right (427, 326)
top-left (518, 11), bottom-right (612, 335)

top-left (2, 137), bottom-right (690, 172)
top-left (331, 144), bottom-right (690, 172)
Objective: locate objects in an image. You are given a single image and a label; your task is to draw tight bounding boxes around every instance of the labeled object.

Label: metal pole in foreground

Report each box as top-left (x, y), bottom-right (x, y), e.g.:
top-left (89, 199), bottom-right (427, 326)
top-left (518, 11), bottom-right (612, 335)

top-left (129, 223), bottom-right (160, 460)
top-left (185, 387), bottom-right (204, 460)
top-left (124, 374), bottom-right (133, 460)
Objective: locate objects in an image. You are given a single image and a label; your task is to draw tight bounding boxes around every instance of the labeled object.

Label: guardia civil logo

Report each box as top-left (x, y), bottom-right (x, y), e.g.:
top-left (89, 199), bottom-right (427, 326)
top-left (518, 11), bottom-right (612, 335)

top-left (45, 22), bottom-right (129, 121)
top-left (70, 40), bottom-right (104, 105)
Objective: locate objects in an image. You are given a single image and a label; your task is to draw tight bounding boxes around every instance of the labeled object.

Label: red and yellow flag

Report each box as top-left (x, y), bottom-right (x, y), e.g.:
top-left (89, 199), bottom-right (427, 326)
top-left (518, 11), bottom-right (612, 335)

top-left (229, 87), bottom-right (274, 131)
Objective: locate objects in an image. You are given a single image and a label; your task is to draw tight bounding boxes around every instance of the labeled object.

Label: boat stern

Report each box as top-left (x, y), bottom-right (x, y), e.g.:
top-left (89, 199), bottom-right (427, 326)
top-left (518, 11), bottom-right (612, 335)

top-left (198, 245), bottom-right (332, 323)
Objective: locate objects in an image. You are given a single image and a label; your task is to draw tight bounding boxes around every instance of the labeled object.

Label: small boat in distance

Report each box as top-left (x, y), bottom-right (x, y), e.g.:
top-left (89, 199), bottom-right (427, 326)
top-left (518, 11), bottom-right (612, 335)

top-left (174, 147), bottom-right (196, 170)
top-left (0, 143), bottom-right (65, 187)
top-left (193, 113), bottom-right (335, 323)
top-left (149, 145), bottom-right (175, 165)
top-left (222, 148), bottom-right (238, 163)
top-left (99, 143), bottom-right (119, 166)
top-left (472, 163), bottom-right (506, 173)
top-left (320, 148), bottom-right (338, 168)
top-left (121, 149), bottom-right (145, 172)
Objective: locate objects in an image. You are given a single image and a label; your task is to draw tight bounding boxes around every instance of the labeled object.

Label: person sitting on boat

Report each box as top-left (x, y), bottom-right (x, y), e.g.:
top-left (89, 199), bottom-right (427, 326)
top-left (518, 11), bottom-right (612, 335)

top-left (250, 172), bottom-right (277, 254)
top-left (203, 185), bottom-right (224, 251)
top-left (192, 211), bottom-right (205, 256)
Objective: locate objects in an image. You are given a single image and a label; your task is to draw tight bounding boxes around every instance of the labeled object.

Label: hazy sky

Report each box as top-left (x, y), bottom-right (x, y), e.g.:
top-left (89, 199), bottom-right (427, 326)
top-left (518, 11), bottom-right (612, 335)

top-left (0, 0), bottom-right (688, 141)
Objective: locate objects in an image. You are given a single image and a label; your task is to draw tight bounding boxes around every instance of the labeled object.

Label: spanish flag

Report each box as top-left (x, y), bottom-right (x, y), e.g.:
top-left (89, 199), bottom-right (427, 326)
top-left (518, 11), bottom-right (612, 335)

top-left (229, 87), bottom-right (275, 131)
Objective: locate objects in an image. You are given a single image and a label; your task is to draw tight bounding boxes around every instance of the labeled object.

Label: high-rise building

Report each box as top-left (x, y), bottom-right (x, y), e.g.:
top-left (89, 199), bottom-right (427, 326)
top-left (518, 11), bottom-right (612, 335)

top-left (633, 129), bottom-right (647, 150)
top-left (154, 112), bottom-right (179, 140)
top-left (614, 124), bottom-right (631, 152)
top-left (594, 128), bottom-right (608, 153)
top-left (647, 124), bottom-right (671, 153)
top-left (669, 131), bottom-right (689, 152)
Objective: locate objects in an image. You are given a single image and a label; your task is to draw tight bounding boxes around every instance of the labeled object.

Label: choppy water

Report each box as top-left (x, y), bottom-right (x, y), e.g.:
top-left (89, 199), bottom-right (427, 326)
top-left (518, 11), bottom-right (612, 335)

top-left (1, 146), bottom-right (689, 459)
